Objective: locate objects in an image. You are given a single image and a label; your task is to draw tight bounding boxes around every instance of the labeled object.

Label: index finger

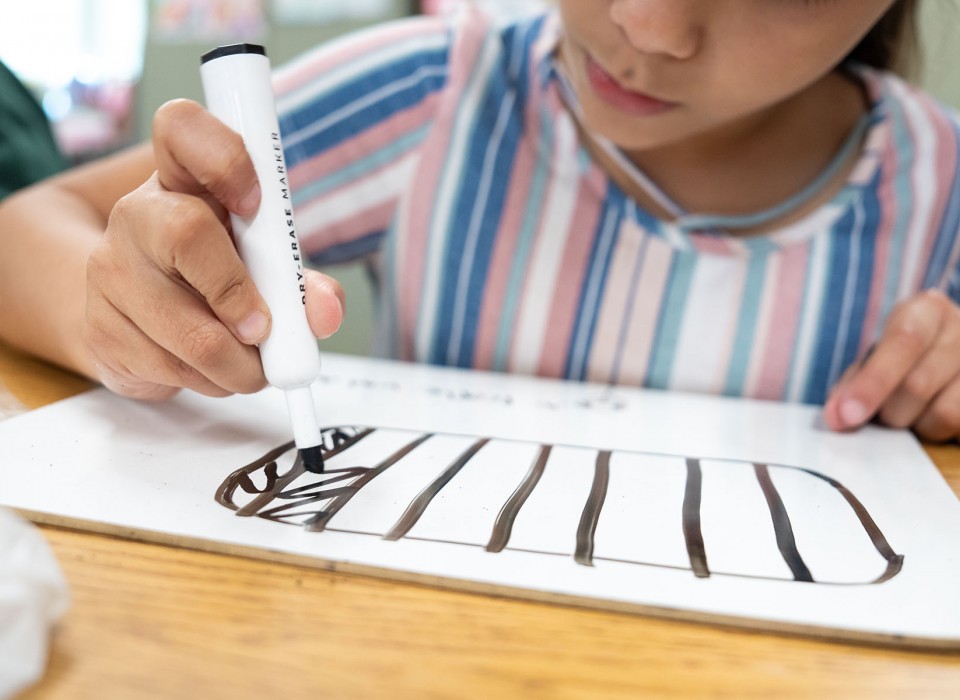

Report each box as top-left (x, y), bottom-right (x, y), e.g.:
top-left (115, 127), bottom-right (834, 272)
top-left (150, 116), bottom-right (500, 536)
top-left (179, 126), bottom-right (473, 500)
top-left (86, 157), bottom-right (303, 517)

top-left (125, 183), bottom-right (272, 345)
top-left (152, 99), bottom-right (261, 216)
top-left (825, 292), bottom-right (945, 429)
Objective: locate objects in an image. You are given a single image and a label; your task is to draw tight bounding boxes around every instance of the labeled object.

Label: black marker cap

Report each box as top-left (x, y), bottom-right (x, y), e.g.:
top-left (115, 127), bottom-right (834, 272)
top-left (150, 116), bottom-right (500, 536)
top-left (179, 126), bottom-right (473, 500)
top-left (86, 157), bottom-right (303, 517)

top-left (201, 43), bottom-right (267, 65)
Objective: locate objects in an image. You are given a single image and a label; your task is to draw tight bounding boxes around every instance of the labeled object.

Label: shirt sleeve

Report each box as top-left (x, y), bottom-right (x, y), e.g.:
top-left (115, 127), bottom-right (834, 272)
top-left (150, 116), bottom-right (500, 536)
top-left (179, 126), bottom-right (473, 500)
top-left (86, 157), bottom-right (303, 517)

top-left (274, 15), bottom-right (454, 266)
top-left (0, 61), bottom-right (68, 200)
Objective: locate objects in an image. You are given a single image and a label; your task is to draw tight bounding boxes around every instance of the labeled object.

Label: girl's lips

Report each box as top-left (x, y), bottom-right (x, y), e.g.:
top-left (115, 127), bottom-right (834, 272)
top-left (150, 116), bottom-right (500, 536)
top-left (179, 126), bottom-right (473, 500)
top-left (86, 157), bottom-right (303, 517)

top-left (585, 55), bottom-right (677, 117)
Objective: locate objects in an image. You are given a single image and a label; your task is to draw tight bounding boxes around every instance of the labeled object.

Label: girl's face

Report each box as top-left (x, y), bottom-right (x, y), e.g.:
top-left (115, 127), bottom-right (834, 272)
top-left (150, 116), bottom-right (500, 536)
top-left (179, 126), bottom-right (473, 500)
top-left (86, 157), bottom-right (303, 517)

top-left (557, 0), bottom-right (897, 153)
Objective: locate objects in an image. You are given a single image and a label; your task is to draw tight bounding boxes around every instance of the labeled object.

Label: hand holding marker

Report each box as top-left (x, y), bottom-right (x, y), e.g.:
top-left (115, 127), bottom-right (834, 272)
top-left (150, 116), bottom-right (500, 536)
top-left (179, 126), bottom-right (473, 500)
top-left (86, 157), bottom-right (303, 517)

top-left (200, 44), bottom-right (325, 473)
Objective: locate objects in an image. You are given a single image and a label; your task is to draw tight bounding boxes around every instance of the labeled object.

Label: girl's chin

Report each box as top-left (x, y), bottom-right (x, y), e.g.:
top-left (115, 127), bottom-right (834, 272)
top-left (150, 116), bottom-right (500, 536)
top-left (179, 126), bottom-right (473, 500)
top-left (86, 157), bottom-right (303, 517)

top-left (579, 104), bottom-right (691, 151)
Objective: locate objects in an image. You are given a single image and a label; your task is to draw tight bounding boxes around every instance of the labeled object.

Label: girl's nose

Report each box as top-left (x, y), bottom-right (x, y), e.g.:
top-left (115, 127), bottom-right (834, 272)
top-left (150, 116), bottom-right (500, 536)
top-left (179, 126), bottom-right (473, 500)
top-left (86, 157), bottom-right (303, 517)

top-left (609, 0), bottom-right (703, 60)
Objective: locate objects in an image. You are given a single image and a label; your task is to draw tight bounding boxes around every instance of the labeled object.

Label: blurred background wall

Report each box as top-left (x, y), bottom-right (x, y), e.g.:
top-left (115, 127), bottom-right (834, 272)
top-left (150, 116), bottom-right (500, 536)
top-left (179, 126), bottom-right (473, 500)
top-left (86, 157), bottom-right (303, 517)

top-left (1, 0), bottom-right (958, 357)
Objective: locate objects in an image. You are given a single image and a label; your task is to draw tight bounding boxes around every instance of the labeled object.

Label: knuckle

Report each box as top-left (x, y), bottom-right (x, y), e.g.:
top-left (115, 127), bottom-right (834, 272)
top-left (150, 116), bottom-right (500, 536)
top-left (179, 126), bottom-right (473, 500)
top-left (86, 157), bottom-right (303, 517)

top-left (889, 324), bottom-right (928, 355)
top-left (929, 401), bottom-right (960, 433)
top-left (163, 355), bottom-right (232, 397)
top-left (217, 133), bottom-right (249, 173)
top-left (200, 140), bottom-right (251, 196)
top-left (209, 271), bottom-right (250, 309)
top-left (923, 288), bottom-right (949, 308)
top-left (163, 352), bottom-right (200, 386)
top-left (878, 405), bottom-right (911, 430)
top-left (901, 371), bottom-right (934, 402)
top-left (163, 200), bottom-right (213, 260)
top-left (153, 99), bottom-right (203, 140)
top-left (95, 359), bottom-right (169, 400)
top-left (185, 319), bottom-right (233, 368)
top-left (168, 197), bottom-right (210, 236)
top-left (85, 244), bottom-right (114, 282)
top-left (104, 193), bottom-right (140, 239)
top-left (228, 348), bottom-right (268, 395)
top-left (236, 371), bottom-right (268, 395)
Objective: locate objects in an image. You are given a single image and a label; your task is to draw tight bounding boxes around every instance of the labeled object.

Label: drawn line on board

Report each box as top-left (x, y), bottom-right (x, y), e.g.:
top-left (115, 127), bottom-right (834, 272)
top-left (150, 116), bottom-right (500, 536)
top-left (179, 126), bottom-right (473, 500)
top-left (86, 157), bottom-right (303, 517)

top-left (384, 438), bottom-right (490, 541)
top-left (683, 458), bottom-right (710, 578)
top-left (216, 427), bottom-right (905, 585)
top-left (574, 450), bottom-right (610, 566)
top-left (258, 472), bottom-right (365, 523)
top-left (313, 528), bottom-right (889, 587)
top-left (304, 432), bottom-right (433, 532)
top-left (486, 445), bottom-right (551, 553)
top-left (796, 468), bottom-right (904, 583)
top-left (754, 463), bottom-right (814, 582)
top-left (215, 427), bottom-right (375, 517)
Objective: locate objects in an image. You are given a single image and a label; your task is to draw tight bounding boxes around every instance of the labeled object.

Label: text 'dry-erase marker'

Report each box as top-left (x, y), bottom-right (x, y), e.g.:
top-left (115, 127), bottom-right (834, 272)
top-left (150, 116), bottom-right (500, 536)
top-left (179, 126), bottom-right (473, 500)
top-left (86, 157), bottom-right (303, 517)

top-left (200, 43), bottom-right (324, 473)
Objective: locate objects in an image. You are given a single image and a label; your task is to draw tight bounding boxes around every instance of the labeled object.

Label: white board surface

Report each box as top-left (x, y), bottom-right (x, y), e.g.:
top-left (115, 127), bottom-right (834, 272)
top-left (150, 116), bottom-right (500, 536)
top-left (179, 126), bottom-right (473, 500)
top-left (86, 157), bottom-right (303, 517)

top-left (1, 353), bottom-right (959, 648)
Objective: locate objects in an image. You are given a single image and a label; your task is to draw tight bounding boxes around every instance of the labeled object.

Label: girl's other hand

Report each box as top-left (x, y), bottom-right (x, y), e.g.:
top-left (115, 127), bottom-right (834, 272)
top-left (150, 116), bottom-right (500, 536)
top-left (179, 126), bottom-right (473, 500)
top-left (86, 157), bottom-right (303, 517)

top-left (823, 289), bottom-right (960, 442)
top-left (83, 99), bottom-right (344, 401)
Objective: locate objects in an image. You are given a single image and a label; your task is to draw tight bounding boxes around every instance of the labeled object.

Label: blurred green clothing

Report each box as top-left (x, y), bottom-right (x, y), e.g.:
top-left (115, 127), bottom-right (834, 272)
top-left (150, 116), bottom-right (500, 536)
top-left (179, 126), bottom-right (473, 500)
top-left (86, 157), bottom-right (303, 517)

top-left (0, 60), bottom-right (67, 199)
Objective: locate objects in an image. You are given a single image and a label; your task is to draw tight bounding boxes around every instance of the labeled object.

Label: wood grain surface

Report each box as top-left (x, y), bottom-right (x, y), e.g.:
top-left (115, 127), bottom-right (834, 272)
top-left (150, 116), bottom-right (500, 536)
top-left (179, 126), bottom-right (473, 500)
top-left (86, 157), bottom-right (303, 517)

top-left (2, 341), bottom-right (958, 699)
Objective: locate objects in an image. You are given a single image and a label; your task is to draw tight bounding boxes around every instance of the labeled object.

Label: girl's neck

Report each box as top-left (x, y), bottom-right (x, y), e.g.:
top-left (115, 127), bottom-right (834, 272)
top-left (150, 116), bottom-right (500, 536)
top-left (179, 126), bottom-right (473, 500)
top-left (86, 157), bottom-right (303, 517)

top-left (592, 69), bottom-right (871, 235)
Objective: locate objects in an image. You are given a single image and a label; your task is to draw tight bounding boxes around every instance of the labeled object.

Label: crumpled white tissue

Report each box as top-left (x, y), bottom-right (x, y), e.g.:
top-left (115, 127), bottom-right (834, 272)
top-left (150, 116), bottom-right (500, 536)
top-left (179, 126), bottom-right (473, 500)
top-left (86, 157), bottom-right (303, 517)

top-left (0, 508), bottom-right (69, 699)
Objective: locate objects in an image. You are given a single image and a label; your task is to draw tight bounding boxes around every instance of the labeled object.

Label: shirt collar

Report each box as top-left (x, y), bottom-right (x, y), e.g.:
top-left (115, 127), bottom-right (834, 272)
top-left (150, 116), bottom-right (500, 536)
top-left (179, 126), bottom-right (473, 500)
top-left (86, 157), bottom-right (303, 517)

top-left (532, 9), bottom-right (564, 88)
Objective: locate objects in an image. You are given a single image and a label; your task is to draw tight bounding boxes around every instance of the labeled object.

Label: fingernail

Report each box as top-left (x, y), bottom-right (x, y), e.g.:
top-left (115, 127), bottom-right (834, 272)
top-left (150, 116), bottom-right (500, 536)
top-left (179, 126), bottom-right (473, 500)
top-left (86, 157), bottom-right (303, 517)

top-left (334, 294), bottom-right (344, 331)
top-left (839, 398), bottom-right (869, 427)
top-left (237, 311), bottom-right (268, 343)
top-left (317, 296), bottom-right (344, 340)
top-left (237, 183), bottom-right (261, 215)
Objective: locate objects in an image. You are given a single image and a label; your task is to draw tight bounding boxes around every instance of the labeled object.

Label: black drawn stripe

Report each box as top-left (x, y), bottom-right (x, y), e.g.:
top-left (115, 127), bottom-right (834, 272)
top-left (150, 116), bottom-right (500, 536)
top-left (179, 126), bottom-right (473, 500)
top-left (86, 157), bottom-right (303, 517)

top-left (574, 451), bottom-right (611, 566)
top-left (259, 481), bottom-right (363, 523)
top-left (237, 428), bottom-right (373, 516)
top-left (216, 442), bottom-right (289, 512)
top-left (683, 458), bottom-right (710, 578)
top-left (215, 428), bottom-right (374, 515)
top-left (384, 438), bottom-right (489, 541)
top-left (303, 432), bottom-right (434, 532)
top-left (797, 468), bottom-right (904, 583)
top-left (754, 463), bottom-right (814, 582)
top-left (219, 429), bottom-right (905, 586)
top-left (485, 445), bottom-right (551, 553)
top-left (280, 468), bottom-right (368, 498)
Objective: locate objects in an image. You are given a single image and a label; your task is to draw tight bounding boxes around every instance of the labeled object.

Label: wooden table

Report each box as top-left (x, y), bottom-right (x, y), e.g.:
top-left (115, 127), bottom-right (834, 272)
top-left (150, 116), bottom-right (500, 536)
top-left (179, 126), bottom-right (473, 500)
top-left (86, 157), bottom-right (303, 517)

top-left (3, 342), bottom-right (958, 699)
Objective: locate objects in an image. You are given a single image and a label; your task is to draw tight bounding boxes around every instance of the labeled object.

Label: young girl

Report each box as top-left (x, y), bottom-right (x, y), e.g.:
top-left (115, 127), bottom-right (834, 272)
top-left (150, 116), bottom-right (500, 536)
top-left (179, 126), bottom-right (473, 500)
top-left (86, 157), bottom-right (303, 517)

top-left (2, 1), bottom-right (959, 441)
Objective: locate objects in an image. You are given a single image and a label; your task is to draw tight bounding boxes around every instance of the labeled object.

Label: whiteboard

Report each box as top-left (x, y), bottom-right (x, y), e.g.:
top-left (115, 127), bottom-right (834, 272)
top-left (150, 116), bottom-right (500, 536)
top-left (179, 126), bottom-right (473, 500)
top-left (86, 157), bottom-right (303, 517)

top-left (1, 354), bottom-right (959, 648)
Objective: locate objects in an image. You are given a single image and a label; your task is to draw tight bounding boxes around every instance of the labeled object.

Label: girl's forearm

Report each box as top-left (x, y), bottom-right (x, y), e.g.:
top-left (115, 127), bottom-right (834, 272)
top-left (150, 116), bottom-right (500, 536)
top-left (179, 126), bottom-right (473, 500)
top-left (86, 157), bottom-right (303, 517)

top-left (0, 144), bottom-right (155, 377)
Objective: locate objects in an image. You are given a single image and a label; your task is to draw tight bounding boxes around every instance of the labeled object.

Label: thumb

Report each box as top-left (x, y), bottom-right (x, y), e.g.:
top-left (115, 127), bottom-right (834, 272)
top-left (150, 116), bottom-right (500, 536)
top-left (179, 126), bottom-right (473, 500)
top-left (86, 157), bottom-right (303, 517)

top-left (304, 270), bottom-right (345, 339)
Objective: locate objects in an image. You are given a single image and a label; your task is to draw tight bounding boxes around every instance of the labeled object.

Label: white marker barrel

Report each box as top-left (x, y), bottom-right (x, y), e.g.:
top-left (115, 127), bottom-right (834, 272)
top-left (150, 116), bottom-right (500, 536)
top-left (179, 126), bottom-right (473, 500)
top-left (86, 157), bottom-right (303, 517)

top-left (200, 44), bottom-right (321, 451)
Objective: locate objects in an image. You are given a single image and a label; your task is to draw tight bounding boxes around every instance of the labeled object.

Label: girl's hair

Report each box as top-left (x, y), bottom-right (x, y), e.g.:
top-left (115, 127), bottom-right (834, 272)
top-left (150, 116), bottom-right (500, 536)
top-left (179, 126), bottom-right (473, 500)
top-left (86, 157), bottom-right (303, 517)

top-left (845, 0), bottom-right (918, 75)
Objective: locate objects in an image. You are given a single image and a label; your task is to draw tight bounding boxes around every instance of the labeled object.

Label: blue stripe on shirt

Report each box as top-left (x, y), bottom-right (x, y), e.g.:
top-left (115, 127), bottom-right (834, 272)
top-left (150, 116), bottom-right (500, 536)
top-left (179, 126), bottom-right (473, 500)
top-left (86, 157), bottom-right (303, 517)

top-left (566, 187), bottom-right (623, 380)
top-left (309, 230), bottom-right (383, 266)
top-left (281, 52), bottom-right (449, 167)
top-left (923, 125), bottom-right (960, 290)
top-left (803, 213), bottom-right (852, 404)
top-left (437, 66), bottom-right (523, 367)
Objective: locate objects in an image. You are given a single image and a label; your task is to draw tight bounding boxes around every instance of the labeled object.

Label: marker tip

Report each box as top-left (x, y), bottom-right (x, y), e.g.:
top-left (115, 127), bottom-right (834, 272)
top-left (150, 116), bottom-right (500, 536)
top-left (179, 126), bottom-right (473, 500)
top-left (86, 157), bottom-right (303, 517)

top-left (300, 445), bottom-right (325, 474)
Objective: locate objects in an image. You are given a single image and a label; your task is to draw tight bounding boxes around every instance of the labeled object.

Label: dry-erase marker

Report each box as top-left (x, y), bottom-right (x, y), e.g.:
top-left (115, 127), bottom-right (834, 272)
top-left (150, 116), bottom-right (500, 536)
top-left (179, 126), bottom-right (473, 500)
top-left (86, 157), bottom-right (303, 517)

top-left (200, 43), bottom-right (325, 473)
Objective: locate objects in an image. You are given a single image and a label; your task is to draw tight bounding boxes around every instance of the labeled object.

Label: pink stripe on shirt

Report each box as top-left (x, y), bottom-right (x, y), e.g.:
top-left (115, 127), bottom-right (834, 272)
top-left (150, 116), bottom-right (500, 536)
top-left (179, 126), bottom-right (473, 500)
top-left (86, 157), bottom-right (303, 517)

top-left (273, 17), bottom-right (447, 95)
top-left (859, 125), bottom-right (899, 348)
top-left (537, 168), bottom-right (606, 377)
top-left (288, 96), bottom-right (440, 200)
top-left (752, 242), bottom-right (810, 400)
top-left (397, 11), bottom-right (489, 360)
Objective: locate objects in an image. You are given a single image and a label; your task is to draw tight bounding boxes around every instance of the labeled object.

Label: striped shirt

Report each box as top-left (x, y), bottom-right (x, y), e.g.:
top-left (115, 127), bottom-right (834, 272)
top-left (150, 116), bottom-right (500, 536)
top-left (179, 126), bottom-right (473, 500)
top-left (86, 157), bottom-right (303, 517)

top-left (274, 7), bottom-right (960, 405)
